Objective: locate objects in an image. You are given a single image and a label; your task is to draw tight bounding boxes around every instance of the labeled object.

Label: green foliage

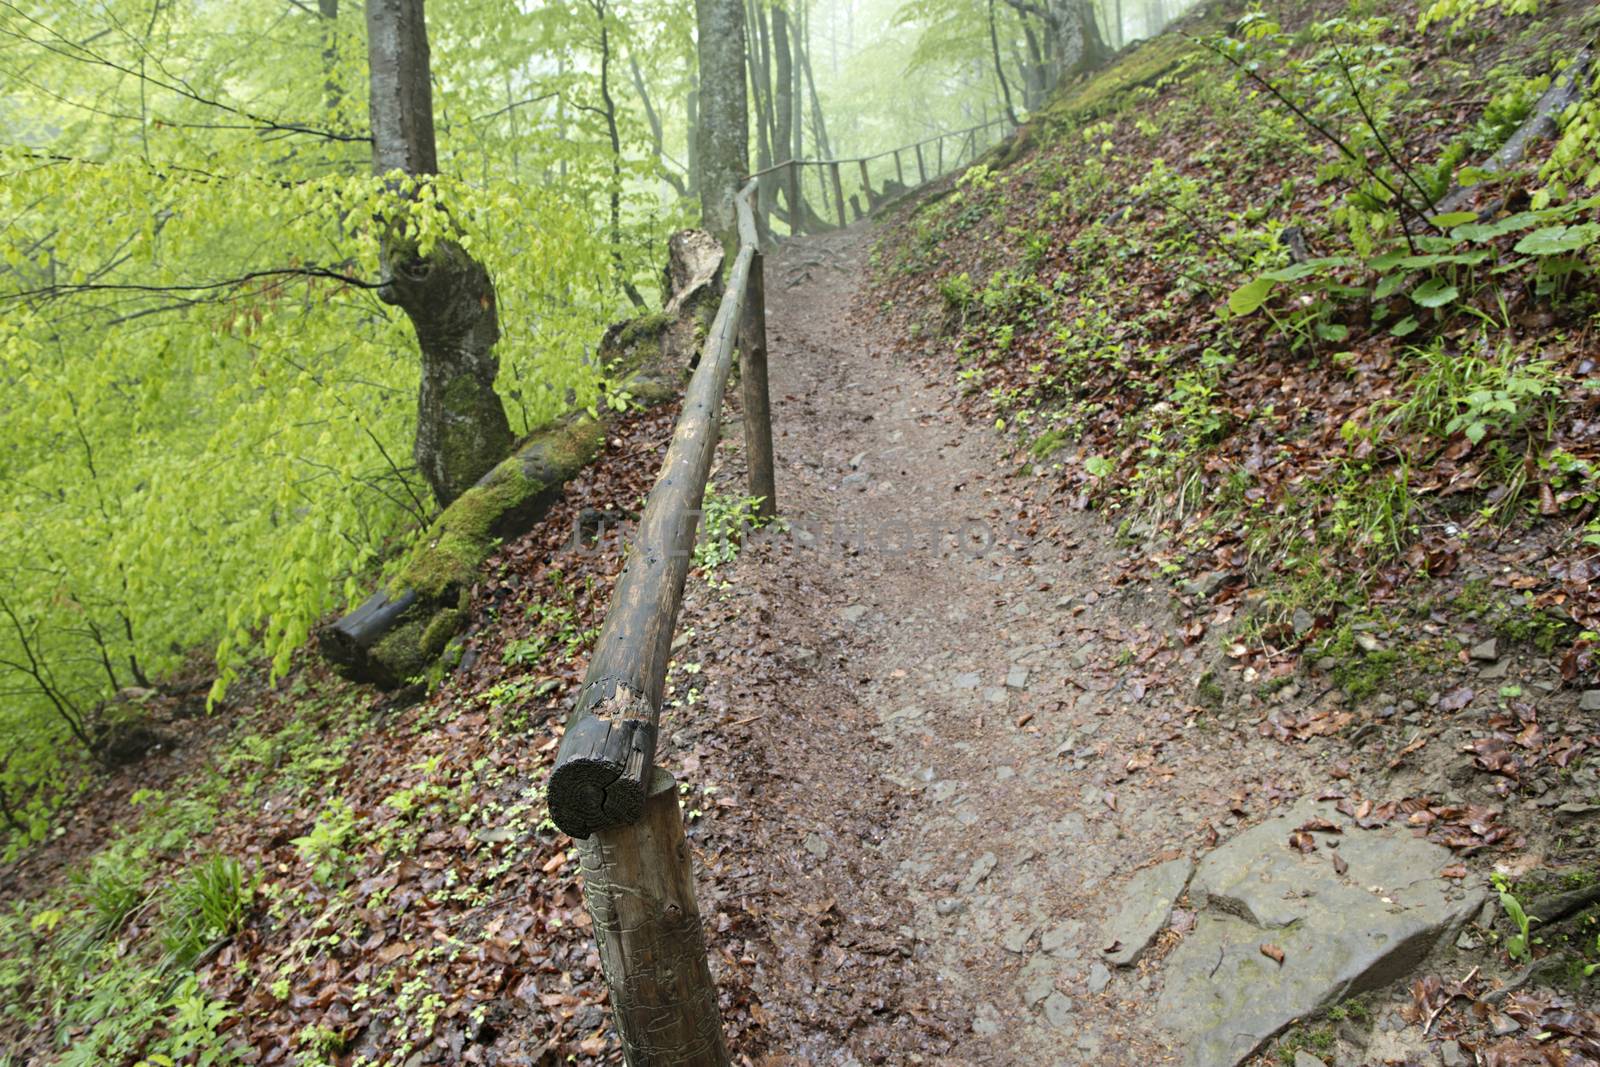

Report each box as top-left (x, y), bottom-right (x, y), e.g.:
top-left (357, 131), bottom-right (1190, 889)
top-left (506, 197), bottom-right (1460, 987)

top-left (291, 800), bottom-right (357, 888)
top-left (693, 489), bottom-right (771, 572)
top-left (73, 854), bottom-right (149, 945)
top-left (0, 0), bottom-right (695, 844)
top-left (160, 856), bottom-right (253, 970)
top-left (1387, 341), bottom-right (1561, 448)
top-left (503, 570), bottom-right (600, 666)
top-left (1418, 0), bottom-right (1544, 33)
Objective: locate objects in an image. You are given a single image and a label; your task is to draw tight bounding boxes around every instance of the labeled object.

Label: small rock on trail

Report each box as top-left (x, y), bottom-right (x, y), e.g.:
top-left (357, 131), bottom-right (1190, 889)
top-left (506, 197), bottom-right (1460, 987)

top-left (1101, 856), bottom-right (1194, 968)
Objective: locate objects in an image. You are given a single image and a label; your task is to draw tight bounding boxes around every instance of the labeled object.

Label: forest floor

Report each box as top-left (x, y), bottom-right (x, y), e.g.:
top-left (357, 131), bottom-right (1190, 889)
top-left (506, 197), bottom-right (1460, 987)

top-left (9, 1), bottom-right (1600, 1063)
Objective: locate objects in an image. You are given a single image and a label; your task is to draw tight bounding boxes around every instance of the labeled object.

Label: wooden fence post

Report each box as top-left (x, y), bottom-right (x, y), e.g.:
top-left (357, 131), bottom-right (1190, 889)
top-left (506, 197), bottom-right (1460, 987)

top-left (857, 158), bottom-right (872, 210)
top-left (893, 148), bottom-right (904, 186)
top-left (937, 133), bottom-right (944, 175)
top-left (739, 251), bottom-right (776, 518)
top-left (754, 173), bottom-right (773, 247)
top-left (914, 141), bottom-right (927, 183)
top-left (577, 768), bottom-right (731, 1067)
top-left (829, 162), bottom-right (847, 228)
top-left (787, 161), bottom-right (802, 237)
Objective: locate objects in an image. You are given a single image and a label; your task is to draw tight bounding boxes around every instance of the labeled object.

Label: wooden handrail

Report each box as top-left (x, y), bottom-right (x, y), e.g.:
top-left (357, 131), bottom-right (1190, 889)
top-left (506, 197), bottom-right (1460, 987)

top-left (543, 179), bottom-right (772, 1067)
top-left (548, 178), bottom-right (764, 840)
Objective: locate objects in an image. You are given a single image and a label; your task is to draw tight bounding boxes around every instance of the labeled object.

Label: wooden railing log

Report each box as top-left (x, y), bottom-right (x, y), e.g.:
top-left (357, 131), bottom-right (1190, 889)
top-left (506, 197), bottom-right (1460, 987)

top-left (547, 186), bottom-right (758, 839)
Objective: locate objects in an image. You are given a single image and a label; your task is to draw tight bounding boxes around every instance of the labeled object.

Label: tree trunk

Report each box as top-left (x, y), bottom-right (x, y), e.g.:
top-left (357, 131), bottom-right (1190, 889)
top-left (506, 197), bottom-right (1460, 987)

top-left (686, 85), bottom-right (701, 194)
top-left (694, 0), bottom-right (749, 248)
top-left (593, 0), bottom-right (646, 309)
top-left (745, 0), bottom-right (774, 234)
top-left (365, 0), bottom-right (513, 507)
top-left (1048, 0), bottom-right (1111, 83)
top-left (797, 25), bottom-right (831, 159)
top-left (318, 0), bottom-right (341, 114)
top-left (989, 0), bottom-right (1020, 127)
top-left (772, 5), bottom-right (795, 218)
top-left (791, 0), bottom-right (804, 161)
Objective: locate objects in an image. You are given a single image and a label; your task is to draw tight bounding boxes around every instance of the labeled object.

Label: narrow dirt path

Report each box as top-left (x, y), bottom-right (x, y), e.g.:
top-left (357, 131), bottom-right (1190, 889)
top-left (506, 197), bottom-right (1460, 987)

top-left (665, 225), bottom-right (1336, 1065)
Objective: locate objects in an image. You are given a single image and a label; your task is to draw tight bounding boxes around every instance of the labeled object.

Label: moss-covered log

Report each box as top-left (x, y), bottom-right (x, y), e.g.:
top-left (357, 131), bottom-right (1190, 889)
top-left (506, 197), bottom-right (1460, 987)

top-left (317, 231), bottom-right (724, 689)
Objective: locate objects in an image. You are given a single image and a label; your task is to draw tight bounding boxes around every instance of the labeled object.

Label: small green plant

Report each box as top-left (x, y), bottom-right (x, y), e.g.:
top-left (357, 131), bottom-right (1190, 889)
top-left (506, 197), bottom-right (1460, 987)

top-left (693, 490), bottom-right (769, 572)
top-left (1388, 341), bottom-right (1560, 450)
top-left (1493, 872), bottom-right (1540, 963)
top-left (74, 854), bottom-right (148, 944)
top-left (291, 799), bottom-right (357, 887)
top-left (161, 855), bottom-right (253, 969)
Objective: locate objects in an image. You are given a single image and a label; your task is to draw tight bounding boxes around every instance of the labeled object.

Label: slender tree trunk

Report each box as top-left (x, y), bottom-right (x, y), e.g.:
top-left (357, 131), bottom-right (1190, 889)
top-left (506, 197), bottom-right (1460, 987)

top-left (797, 26), bottom-right (831, 159)
top-left (694, 0), bottom-right (749, 248)
top-left (745, 0), bottom-right (773, 193)
top-left (594, 0), bottom-right (646, 308)
top-left (366, 0), bottom-right (513, 507)
top-left (318, 0), bottom-right (341, 114)
top-left (772, 6), bottom-right (795, 222)
top-left (687, 84), bottom-right (701, 194)
top-left (629, 52), bottom-right (689, 197)
top-left (989, 0), bottom-right (1020, 126)
top-left (791, 0), bottom-right (805, 162)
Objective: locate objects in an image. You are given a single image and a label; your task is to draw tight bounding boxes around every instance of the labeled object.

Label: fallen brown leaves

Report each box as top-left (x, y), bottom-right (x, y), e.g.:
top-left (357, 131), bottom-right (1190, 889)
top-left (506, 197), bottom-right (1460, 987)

top-left (1406, 971), bottom-right (1600, 1064)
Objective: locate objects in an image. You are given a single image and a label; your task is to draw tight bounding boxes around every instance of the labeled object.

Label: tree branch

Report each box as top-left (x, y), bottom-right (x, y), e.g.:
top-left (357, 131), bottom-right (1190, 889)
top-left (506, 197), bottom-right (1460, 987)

top-left (3, 266), bottom-right (379, 305)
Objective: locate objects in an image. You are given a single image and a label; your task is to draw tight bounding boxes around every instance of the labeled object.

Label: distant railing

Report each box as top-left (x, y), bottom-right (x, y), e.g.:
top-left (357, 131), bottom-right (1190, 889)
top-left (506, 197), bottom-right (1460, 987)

top-left (540, 114), bottom-right (1012, 1067)
top-left (747, 115), bottom-right (1016, 237)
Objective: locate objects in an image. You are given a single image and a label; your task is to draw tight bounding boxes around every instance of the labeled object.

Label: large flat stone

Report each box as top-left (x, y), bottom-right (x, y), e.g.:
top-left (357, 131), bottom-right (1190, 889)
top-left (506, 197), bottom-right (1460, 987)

top-left (1154, 799), bottom-right (1485, 1067)
top-left (1102, 856), bottom-right (1194, 967)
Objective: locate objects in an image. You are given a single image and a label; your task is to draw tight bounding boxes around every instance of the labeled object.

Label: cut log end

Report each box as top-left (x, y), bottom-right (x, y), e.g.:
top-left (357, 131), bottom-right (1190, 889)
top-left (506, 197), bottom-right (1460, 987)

top-left (548, 756), bottom-right (647, 840)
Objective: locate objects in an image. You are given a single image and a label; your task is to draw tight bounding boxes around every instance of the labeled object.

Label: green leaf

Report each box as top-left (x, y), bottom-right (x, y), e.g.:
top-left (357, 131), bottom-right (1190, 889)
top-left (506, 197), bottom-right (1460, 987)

top-left (1430, 210), bottom-right (1480, 228)
top-left (1514, 223), bottom-right (1600, 255)
top-left (1315, 321), bottom-right (1349, 341)
top-left (1390, 315), bottom-right (1420, 337)
top-left (1261, 256), bottom-right (1355, 282)
top-left (1227, 276), bottom-right (1276, 316)
top-left (1373, 273), bottom-right (1407, 300)
top-left (1411, 277), bottom-right (1459, 308)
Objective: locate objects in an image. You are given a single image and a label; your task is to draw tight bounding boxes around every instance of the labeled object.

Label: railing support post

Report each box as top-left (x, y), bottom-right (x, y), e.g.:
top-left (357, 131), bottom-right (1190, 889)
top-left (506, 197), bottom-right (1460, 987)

top-left (914, 142), bottom-right (927, 184)
top-left (829, 162), bottom-right (847, 229)
top-left (857, 158), bottom-right (872, 211)
top-left (937, 133), bottom-right (944, 175)
top-left (577, 768), bottom-right (731, 1067)
top-left (893, 148), bottom-right (904, 186)
top-left (739, 251), bottom-right (776, 519)
top-left (787, 161), bottom-right (802, 237)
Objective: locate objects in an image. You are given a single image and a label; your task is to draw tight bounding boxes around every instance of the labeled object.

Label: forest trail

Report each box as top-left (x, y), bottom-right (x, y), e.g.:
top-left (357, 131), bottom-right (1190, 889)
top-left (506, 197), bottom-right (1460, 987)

top-left (669, 223), bottom-right (1350, 1064)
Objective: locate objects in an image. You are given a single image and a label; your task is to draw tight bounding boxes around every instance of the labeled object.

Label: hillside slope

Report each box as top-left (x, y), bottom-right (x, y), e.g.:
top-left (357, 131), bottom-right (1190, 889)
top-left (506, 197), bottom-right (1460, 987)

top-left (868, 0), bottom-right (1600, 1059)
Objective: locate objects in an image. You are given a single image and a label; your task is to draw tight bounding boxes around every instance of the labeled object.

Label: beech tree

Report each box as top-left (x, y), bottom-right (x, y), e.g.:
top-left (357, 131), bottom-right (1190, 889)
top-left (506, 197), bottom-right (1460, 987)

top-left (366, 0), bottom-right (515, 507)
top-left (695, 0), bottom-right (750, 246)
